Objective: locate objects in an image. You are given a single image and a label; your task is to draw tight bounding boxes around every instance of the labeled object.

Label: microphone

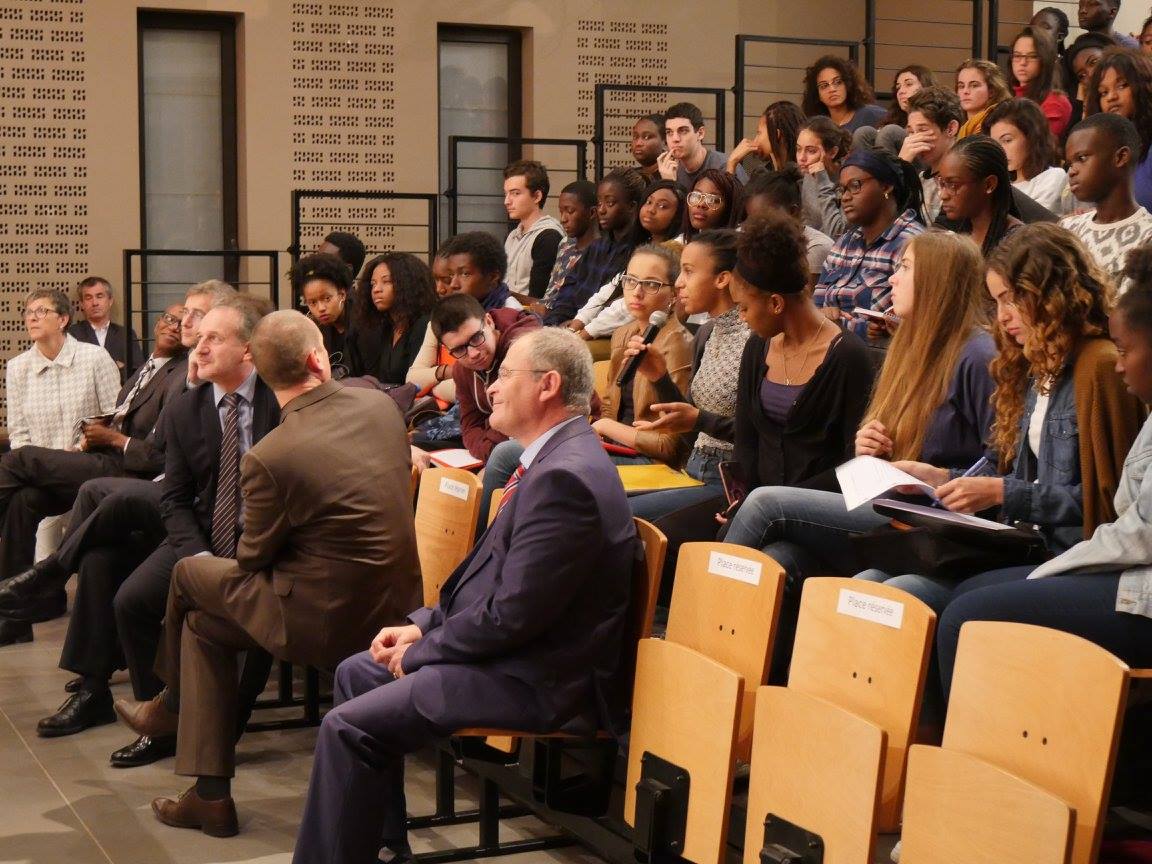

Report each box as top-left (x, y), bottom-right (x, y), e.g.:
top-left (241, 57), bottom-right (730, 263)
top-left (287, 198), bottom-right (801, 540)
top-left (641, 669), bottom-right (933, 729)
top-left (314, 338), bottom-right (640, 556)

top-left (615, 310), bottom-right (669, 388)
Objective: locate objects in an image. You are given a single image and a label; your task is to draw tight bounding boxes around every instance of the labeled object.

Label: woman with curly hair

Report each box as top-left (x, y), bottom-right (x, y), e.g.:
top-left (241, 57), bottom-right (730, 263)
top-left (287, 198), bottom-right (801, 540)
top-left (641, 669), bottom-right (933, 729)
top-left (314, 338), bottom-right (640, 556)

top-left (956, 59), bottom-right (1012, 138)
top-left (290, 252), bottom-right (354, 362)
top-left (683, 168), bottom-right (744, 241)
top-left (801, 54), bottom-right (885, 132)
top-left (936, 244), bottom-right (1152, 698)
top-left (727, 100), bottom-right (806, 176)
top-left (1085, 47), bottom-right (1152, 211)
top-left (346, 251), bottom-right (437, 384)
top-left (898, 225), bottom-right (1142, 574)
top-left (986, 97), bottom-right (1071, 214)
top-left (1009, 26), bottom-right (1072, 137)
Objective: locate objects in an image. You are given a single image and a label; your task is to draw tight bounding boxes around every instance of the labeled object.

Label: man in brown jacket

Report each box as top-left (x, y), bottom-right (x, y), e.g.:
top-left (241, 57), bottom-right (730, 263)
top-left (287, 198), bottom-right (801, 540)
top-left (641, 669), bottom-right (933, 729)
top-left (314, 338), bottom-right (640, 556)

top-left (115, 310), bottom-right (421, 837)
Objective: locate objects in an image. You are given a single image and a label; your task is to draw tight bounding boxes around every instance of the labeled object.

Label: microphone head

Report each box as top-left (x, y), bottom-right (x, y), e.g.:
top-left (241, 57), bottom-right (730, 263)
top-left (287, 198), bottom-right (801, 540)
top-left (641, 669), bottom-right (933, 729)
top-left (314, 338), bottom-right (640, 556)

top-left (648, 310), bottom-right (669, 328)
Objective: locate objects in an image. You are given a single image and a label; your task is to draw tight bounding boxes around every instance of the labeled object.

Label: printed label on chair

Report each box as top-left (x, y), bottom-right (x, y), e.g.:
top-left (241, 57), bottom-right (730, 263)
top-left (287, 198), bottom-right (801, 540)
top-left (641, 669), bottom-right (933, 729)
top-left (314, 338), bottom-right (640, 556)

top-left (836, 588), bottom-right (904, 629)
top-left (439, 477), bottom-right (469, 501)
top-left (708, 551), bottom-right (762, 585)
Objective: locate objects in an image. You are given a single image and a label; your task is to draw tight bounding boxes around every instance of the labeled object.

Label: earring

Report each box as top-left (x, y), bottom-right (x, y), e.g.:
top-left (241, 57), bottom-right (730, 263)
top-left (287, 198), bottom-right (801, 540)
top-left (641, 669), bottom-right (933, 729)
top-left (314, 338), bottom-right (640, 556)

top-left (883, 191), bottom-right (890, 199)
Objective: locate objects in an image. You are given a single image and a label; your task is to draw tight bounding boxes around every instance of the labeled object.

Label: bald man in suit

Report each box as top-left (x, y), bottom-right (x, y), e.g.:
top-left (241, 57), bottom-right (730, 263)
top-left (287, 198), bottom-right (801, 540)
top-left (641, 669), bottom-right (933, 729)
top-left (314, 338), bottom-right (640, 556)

top-left (116, 310), bottom-right (421, 837)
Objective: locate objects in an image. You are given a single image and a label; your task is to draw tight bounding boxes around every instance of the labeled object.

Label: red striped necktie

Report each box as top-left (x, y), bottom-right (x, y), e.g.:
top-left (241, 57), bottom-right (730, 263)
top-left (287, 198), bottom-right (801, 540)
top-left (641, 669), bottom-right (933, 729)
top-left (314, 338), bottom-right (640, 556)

top-left (497, 464), bottom-right (526, 517)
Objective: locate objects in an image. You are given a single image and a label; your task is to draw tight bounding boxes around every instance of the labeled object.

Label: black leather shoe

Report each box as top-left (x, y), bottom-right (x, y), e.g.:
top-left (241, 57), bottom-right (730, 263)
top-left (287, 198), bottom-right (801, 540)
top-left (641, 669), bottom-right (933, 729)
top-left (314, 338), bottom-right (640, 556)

top-left (37, 689), bottom-right (116, 738)
top-left (64, 676), bottom-right (83, 694)
top-left (0, 618), bottom-right (32, 647)
top-left (2, 588), bottom-right (66, 624)
top-left (110, 734), bottom-right (176, 768)
top-left (0, 567), bottom-right (56, 615)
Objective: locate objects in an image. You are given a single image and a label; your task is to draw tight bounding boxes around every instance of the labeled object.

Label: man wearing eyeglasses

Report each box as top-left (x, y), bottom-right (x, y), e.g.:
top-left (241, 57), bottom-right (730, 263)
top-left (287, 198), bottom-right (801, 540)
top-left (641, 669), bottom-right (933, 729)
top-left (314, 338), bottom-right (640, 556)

top-left (426, 293), bottom-right (542, 464)
top-left (658, 101), bottom-right (748, 190)
top-left (0, 300), bottom-right (187, 646)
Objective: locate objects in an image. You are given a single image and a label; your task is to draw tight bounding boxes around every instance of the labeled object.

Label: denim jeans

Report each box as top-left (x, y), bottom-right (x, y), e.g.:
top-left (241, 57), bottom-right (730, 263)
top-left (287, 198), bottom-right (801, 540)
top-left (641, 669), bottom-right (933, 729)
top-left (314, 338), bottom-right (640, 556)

top-left (629, 449), bottom-right (725, 523)
top-left (477, 440), bottom-right (524, 535)
top-left (853, 569), bottom-right (959, 616)
top-left (723, 486), bottom-right (890, 680)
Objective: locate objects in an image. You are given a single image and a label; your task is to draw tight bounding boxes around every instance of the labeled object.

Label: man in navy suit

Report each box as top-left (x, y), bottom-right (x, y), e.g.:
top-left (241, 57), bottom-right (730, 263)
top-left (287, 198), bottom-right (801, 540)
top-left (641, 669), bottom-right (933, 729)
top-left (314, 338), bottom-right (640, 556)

top-left (291, 327), bottom-right (637, 864)
top-left (69, 276), bottom-right (145, 379)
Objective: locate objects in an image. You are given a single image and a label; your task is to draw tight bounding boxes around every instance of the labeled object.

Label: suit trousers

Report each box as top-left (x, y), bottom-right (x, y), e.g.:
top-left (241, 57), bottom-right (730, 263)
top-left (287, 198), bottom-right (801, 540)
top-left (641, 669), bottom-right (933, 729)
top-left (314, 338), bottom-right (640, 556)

top-left (52, 477), bottom-right (163, 577)
top-left (113, 541), bottom-right (180, 701)
top-left (156, 555), bottom-right (283, 777)
top-left (292, 650), bottom-right (543, 864)
top-left (0, 446), bottom-right (122, 582)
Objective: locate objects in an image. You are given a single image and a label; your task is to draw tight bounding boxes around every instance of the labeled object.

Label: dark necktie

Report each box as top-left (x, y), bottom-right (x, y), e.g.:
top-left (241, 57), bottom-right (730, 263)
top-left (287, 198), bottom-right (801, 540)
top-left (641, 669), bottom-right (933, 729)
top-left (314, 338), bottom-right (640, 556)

top-left (211, 392), bottom-right (241, 558)
top-left (496, 464), bottom-right (526, 518)
top-left (112, 356), bottom-right (157, 430)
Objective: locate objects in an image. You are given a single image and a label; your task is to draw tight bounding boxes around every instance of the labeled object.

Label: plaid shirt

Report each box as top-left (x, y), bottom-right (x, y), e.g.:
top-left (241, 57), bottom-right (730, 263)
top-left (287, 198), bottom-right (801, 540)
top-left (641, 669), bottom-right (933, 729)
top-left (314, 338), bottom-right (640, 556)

top-left (6, 334), bottom-right (122, 450)
top-left (543, 235), bottom-right (634, 326)
top-left (813, 208), bottom-right (923, 337)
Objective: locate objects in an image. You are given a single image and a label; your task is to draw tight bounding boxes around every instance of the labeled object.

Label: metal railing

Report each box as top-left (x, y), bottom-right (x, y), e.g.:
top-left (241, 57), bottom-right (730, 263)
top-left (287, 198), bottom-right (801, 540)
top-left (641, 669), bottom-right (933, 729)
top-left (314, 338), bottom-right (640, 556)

top-left (445, 135), bottom-right (587, 238)
top-left (594, 83), bottom-right (726, 178)
top-left (733, 35), bottom-right (861, 141)
top-left (122, 248), bottom-right (281, 353)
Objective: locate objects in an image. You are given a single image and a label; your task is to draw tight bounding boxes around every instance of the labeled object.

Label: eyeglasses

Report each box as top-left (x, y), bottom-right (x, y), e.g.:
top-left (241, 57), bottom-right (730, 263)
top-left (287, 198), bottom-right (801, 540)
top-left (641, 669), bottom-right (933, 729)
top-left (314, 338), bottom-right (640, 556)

top-left (817, 76), bottom-right (845, 91)
top-left (621, 274), bottom-right (671, 295)
top-left (23, 307), bottom-right (59, 321)
top-left (686, 190), bottom-right (724, 210)
top-left (833, 177), bottom-right (876, 199)
top-left (936, 177), bottom-right (978, 195)
top-left (1010, 52), bottom-right (1040, 62)
top-left (495, 367), bottom-right (547, 381)
top-left (445, 327), bottom-right (487, 359)
top-left (159, 312), bottom-right (182, 327)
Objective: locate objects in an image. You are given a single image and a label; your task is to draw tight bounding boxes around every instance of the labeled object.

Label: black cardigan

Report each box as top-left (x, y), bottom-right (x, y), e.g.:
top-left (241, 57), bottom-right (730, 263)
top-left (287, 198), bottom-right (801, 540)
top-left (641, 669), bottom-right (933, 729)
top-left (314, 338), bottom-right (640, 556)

top-left (346, 314), bottom-right (431, 385)
top-left (733, 331), bottom-right (874, 493)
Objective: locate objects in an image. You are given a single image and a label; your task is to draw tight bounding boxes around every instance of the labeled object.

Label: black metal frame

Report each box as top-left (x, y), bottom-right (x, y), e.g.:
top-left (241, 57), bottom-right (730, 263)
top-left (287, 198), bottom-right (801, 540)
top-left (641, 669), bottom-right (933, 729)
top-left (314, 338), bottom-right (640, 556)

top-left (445, 135), bottom-right (588, 237)
top-left (137, 12), bottom-right (240, 285)
top-left (248, 663), bottom-right (329, 732)
top-left (593, 83), bottom-right (726, 179)
top-left (121, 249), bottom-right (280, 355)
top-left (733, 35), bottom-right (860, 141)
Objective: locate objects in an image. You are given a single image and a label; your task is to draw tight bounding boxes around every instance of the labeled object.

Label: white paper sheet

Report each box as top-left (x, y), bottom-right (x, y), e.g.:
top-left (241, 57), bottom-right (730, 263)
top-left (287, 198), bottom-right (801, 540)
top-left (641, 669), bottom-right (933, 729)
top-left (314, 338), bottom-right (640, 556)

top-left (835, 456), bottom-right (937, 510)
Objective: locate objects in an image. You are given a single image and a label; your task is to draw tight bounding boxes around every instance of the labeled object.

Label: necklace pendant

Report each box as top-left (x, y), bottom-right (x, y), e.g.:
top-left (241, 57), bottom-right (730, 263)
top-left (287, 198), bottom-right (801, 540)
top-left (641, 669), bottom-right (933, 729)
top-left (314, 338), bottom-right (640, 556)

top-left (784, 377), bottom-right (791, 386)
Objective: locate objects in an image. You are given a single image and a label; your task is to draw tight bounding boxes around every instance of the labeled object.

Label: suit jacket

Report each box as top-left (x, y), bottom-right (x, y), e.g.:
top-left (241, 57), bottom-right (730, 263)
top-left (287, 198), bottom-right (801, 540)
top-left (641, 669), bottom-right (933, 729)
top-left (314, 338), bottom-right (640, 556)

top-left (404, 419), bottom-right (637, 733)
top-left (159, 374), bottom-right (279, 560)
top-left (69, 320), bottom-right (145, 379)
top-left (234, 379), bottom-right (421, 667)
top-left (117, 352), bottom-right (188, 477)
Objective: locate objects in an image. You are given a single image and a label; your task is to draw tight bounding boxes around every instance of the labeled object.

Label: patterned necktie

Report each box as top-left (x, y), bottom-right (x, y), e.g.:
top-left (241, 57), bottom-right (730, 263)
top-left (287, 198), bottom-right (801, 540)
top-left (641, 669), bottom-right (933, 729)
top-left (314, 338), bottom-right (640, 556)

top-left (112, 356), bottom-right (157, 430)
top-left (210, 392), bottom-right (242, 558)
top-left (496, 464), bottom-right (526, 518)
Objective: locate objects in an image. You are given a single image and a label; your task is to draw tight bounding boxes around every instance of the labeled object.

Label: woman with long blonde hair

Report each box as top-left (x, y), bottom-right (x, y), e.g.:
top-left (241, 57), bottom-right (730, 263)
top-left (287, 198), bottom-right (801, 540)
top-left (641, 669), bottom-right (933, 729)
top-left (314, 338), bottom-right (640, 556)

top-left (724, 231), bottom-right (995, 668)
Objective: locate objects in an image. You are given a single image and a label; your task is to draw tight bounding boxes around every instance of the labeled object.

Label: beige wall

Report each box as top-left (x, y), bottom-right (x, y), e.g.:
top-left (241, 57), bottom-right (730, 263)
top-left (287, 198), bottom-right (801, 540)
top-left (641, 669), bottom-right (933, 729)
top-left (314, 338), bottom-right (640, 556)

top-left (0, 0), bottom-right (1017, 418)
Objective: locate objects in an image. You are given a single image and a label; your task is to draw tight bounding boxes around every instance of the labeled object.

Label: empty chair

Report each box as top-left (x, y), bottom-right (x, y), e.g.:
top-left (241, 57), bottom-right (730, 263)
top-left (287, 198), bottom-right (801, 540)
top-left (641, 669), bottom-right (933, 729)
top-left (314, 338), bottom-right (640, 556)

top-left (900, 745), bottom-right (1072, 864)
top-left (787, 577), bottom-right (936, 831)
top-left (941, 621), bottom-right (1130, 864)
top-left (742, 686), bottom-right (885, 864)
top-left (414, 465), bottom-right (482, 606)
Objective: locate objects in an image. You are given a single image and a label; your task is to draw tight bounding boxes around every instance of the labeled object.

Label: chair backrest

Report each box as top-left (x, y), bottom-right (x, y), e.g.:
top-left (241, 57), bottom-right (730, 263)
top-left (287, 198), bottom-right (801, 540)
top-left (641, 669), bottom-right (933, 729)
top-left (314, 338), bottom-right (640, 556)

top-left (742, 686), bottom-right (885, 864)
top-left (664, 542), bottom-right (786, 759)
top-left (487, 488), bottom-right (504, 526)
top-left (593, 359), bottom-right (610, 399)
top-left (625, 638), bottom-right (742, 864)
top-left (900, 744), bottom-right (1073, 864)
top-left (786, 577), bottom-right (935, 831)
top-left (945, 621), bottom-right (1130, 864)
top-left (414, 466), bottom-right (482, 607)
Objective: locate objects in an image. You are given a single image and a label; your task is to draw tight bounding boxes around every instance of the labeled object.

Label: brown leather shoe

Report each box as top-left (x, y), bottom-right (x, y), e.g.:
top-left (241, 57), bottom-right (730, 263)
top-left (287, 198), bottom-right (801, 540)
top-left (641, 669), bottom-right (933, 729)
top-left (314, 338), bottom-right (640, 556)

top-left (114, 692), bottom-right (179, 737)
top-left (152, 786), bottom-right (238, 837)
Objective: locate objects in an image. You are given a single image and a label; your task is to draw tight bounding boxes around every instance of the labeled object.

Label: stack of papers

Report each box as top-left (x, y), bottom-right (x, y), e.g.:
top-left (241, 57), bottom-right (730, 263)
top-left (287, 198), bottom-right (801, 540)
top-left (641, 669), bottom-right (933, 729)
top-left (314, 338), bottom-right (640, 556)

top-left (835, 456), bottom-right (936, 510)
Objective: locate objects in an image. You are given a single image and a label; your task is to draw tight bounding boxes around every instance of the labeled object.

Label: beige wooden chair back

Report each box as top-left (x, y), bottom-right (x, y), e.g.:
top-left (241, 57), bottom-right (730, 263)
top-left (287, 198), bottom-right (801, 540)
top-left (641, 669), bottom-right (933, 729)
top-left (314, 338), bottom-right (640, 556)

top-left (486, 488), bottom-right (503, 526)
top-left (786, 577), bottom-right (935, 831)
top-left (945, 621), bottom-right (1130, 864)
top-left (664, 542), bottom-right (785, 759)
top-left (414, 466), bottom-right (481, 607)
top-left (900, 744), bottom-right (1072, 864)
top-left (593, 359), bottom-right (611, 399)
top-left (625, 638), bottom-right (742, 864)
top-left (742, 686), bottom-right (884, 864)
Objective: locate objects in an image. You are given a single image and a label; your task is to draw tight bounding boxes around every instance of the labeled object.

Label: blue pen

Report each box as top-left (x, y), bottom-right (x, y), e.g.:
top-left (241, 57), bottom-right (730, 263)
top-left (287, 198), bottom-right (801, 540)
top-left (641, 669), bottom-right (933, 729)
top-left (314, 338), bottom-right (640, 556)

top-left (960, 456), bottom-right (991, 478)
